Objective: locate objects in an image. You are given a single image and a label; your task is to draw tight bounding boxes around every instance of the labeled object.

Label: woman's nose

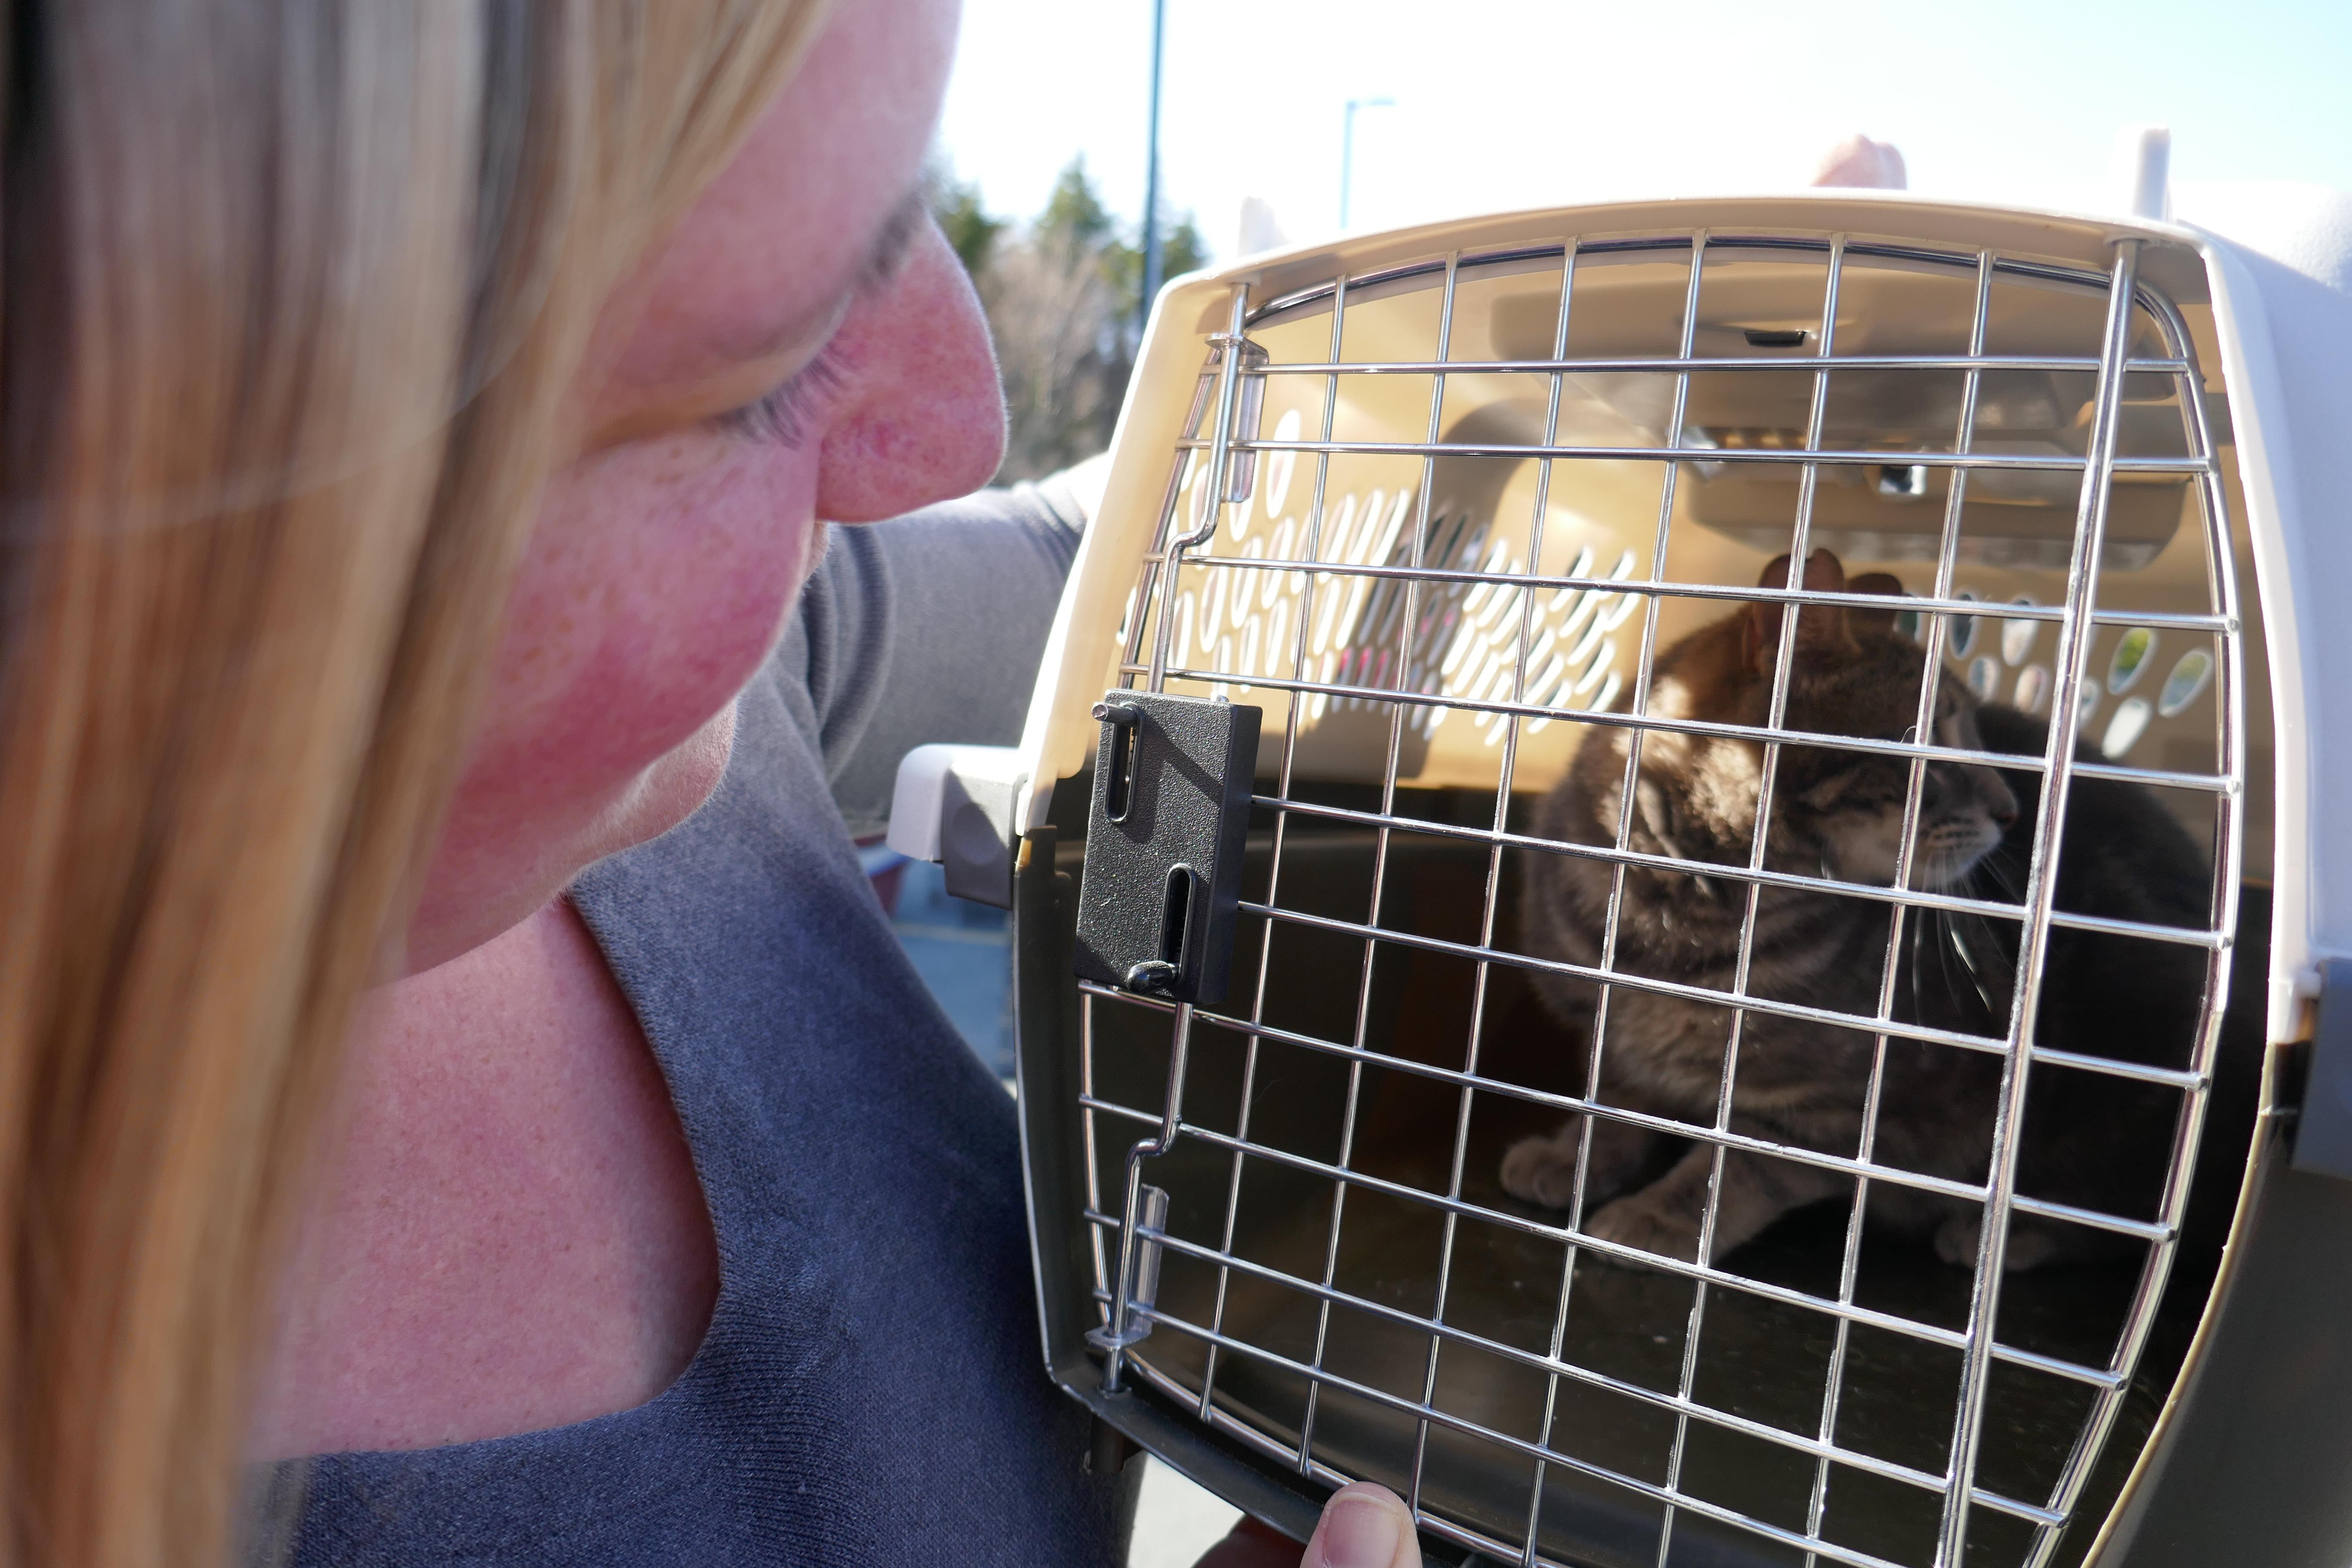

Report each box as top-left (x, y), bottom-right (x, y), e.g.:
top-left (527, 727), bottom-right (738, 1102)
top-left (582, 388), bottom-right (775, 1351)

top-left (814, 220), bottom-right (1008, 522)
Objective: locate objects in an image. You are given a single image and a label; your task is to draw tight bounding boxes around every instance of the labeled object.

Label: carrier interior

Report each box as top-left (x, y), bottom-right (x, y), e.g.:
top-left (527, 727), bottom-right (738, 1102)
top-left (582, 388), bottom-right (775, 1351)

top-left (1061, 230), bottom-right (2271, 1568)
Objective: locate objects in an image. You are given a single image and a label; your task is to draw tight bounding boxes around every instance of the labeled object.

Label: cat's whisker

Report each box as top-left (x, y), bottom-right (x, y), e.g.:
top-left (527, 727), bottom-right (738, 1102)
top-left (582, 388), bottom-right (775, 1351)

top-left (1948, 910), bottom-right (2008, 1020)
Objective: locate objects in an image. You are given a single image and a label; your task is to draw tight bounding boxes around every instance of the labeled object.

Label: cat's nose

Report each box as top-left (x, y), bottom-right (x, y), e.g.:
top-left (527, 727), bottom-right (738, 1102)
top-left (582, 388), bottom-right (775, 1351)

top-left (1984, 775), bottom-right (2020, 827)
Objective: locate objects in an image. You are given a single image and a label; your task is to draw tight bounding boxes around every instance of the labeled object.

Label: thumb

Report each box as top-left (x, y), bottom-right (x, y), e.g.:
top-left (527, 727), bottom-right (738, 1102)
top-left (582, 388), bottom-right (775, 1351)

top-left (1298, 1482), bottom-right (1421, 1568)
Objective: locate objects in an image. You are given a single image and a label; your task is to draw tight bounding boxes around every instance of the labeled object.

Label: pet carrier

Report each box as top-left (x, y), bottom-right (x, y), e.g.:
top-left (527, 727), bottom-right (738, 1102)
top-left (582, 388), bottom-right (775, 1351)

top-left (895, 184), bottom-right (2352, 1568)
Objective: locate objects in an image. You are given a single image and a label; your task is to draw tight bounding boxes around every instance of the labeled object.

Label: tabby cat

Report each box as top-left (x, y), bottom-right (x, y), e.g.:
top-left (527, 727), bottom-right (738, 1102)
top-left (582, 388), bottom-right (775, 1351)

top-left (1501, 550), bottom-right (2210, 1271)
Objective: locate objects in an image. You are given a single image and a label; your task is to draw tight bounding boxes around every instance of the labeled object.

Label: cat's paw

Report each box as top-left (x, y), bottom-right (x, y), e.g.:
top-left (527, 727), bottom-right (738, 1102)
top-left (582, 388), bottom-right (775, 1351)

top-left (1933, 1214), bottom-right (2058, 1273)
top-left (1500, 1134), bottom-right (1583, 1209)
top-left (1583, 1194), bottom-right (1700, 1263)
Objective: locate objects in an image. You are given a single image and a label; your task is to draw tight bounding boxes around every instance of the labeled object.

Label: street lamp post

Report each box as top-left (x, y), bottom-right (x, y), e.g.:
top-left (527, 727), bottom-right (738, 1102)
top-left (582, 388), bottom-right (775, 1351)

top-left (1340, 96), bottom-right (1394, 231)
top-left (1138, 0), bottom-right (1168, 336)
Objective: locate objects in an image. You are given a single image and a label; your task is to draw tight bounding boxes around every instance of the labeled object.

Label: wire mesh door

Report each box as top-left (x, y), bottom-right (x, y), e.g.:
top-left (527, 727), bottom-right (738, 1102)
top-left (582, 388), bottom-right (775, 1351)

top-left (1073, 227), bottom-right (2245, 1568)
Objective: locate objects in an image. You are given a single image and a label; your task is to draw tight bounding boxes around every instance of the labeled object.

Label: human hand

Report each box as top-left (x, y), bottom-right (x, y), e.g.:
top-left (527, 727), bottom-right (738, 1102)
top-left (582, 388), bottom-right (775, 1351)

top-left (1812, 133), bottom-right (1907, 190)
top-left (1189, 1482), bottom-right (1422, 1568)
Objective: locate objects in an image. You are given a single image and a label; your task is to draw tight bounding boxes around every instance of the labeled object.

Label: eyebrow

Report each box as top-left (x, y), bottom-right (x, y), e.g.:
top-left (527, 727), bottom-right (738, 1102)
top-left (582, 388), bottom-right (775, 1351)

top-left (852, 184), bottom-right (931, 298)
top-left (735, 181), bottom-right (930, 368)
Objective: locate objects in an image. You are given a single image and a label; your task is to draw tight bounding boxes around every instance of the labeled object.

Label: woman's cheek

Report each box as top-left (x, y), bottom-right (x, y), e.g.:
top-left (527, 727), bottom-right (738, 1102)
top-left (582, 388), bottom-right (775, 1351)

top-left (480, 433), bottom-right (821, 802)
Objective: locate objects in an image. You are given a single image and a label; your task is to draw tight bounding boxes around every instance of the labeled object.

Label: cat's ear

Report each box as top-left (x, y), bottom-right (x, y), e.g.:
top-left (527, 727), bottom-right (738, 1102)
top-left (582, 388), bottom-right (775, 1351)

top-left (1847, 571), bottom-right (1908, 637)
top-left (1743, 549), bottom-right (1852, 671)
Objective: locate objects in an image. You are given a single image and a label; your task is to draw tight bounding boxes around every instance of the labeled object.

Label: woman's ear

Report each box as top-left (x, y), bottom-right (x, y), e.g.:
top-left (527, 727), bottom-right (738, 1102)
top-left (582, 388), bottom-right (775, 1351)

top-left (1742, 549), bottom-right (1853, 672)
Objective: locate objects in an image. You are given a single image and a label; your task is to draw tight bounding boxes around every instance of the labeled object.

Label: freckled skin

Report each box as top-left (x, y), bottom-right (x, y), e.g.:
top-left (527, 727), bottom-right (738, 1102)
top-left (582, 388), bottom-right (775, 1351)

top-left (272, 904), bottom-right (710, 1452)
top-left (405, 0), bottom-right (1001, 975)
top-left (253, 0), bottom-right (1007, 1461)
top-left (406, 432), bottom-right (821, 971)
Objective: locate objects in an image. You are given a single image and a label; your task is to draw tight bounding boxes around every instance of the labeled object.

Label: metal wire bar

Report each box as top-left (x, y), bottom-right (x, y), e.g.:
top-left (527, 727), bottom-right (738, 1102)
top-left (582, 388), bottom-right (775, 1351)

top-left (1247, 794), bottom-right (2232, 949)
top-left (2073, 757), bottom-right (2241, 788)
top-left (1194, 272), bottom-right (1353, 1436)
top-left (1243, 353), bottom-right (2190, 377)
top-left (2025, 1042), bottom-right (2202, 1088)
top-left (1230, 898), bottom-right (2205, 1089)
top-left (1145, 285), bottom-right (1252, 688)
top-left (1143, 1335), bottom-right (1929, 1568)
top-left (1934, 239), bottom-right (2144, 1568)
top-left (2011, 278), bottom-right (2246, 1568)
top-left (1121, 1349), bottom-right (1564, 1568)
top-left (1081, 1209), bottom-right (2067, 1527)
top-left (1129, 660), bottom-right (2239, 787)
top-left (1496, 239), bottom-right (1590, 1561)
top-left (1297, 251), bottom-right (1464, 1475)
top-left (1079, 995), bottom-right (1109, 1329)
top-left (1136, 1334), bottom-right (1995, 1568)
top-left (1115, 356), bottom-right (1227, 683)
top-left (1129, 1354), bottom-right (1571, 1568)
top-left (1129, 552), bottom-right (2239, 636)
top-left (1146, 558), bottom-right (2234, 636)
top-left (1409, 242), bottom-right (1577, 1525)
top-left (1243, 233), bottom-right (2130, 328)
top-left (1076, 981), bottom-right (2175, 1243)
top-left (1652, 231), bottom-right (1847, 1568)
top-left (1111, 1301), bottom-right (1931, 1568)
top-left (1181, 436), bottom-right (2214, 476)
top-left (1806, 245), bottom-right (1995, 1568)
top-left (1989, 1341), bottom-right (2128, 1391)
top-left (1524, 229), bottom-right (1712, 1565)
top-left (1076, 1087), bottom-right (2128, 1395)
top-left (1098, 997), bottom-right (1193, 1393)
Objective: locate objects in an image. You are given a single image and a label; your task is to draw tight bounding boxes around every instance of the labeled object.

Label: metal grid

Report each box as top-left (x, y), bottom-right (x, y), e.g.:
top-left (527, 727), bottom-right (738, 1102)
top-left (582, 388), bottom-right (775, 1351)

top-left (1076, 229), bottom-right (2244, 1568)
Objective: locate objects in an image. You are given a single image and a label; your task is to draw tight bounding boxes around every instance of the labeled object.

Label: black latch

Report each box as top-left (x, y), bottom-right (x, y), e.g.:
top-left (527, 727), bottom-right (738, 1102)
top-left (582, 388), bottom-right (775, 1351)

top-left (1073, 691), bottom-right (1260, 1006)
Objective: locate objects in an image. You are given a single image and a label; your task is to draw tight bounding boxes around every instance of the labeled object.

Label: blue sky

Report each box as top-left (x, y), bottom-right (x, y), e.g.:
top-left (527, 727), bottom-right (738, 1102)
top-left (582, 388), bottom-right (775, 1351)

top-left (937, 0), bottom-right (2352, 260)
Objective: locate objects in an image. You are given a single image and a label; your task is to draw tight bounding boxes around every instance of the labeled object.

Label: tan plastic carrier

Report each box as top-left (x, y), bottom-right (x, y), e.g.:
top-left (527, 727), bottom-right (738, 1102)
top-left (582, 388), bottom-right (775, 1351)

top-left (935, 188), bottom-right (2352, 1568)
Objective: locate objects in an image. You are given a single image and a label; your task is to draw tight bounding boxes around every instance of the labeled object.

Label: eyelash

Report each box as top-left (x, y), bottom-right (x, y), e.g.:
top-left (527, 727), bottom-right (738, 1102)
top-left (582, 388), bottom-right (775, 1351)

top-left (720, 342), bottom-right (849, 449)
top-left (714, 191), bottom-right (930, 449)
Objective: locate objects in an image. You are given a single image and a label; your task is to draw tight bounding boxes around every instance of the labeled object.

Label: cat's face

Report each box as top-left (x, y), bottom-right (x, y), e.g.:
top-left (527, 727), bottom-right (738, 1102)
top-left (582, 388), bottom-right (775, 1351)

top-left (1774, 640), bottom-right (2018, 891)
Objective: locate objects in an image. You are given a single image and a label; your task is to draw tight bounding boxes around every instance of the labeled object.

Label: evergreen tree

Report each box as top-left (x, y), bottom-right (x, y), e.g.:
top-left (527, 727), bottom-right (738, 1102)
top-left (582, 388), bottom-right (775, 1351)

top-left (930, 168), bottom-right (1003, 277)
top-left (933, 156), bottom-right (1212, 483)
top-left (1038, 159), bottom-right (1118, 250)
top-left (1159, 216), bottom-right (1210, 285)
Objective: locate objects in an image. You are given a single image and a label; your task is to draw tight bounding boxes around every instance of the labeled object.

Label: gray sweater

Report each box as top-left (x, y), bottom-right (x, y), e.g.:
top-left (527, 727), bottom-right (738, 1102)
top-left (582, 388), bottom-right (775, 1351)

top-left (284, 477), bottom-right (1124, 1565)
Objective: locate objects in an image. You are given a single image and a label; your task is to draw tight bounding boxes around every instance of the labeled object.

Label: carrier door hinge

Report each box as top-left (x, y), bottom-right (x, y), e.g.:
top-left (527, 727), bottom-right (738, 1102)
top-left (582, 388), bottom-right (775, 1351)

top-left (1072, 692), bottom-right (1260, 1006)
top-left (1084, 1185), bottom-right (1169, 1354)
top-left (2291, 958), bottom-right (2352, 1181)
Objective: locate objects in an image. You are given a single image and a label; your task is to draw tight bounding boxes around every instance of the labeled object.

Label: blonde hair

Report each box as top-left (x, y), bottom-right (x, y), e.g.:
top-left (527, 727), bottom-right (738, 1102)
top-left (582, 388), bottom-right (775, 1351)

top-left (0, 3), bottom-right (832, 1562)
